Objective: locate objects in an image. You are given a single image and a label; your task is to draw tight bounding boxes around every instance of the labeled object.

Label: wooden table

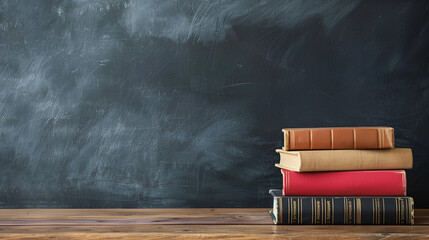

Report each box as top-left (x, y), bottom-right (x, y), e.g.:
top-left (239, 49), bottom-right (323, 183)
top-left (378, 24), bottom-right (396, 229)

top-left (0, 209), bottom-right (428, 239)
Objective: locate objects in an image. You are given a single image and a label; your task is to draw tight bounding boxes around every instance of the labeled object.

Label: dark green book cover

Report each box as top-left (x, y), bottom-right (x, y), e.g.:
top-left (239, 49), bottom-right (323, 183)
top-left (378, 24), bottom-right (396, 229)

top-left (269, 189), bottom-right (414, 225)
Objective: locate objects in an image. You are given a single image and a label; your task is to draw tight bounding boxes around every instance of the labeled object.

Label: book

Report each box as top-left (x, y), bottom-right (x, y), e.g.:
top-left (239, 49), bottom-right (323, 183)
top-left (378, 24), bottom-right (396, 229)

top-left (269, 189), bottom-right (414, 225)
top-left (282, 127), bottom-right (394, 150)
top-left (275, 148), bottom-right (412, 172)
top-left (281, 169), bottom-right (406, 196)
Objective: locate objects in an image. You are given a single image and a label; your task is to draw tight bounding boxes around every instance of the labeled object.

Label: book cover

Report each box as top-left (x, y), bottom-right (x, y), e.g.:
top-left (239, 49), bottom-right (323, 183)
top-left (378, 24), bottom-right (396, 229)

top-left (275, 148), bottom-right (413, 172)
top-left (269, 189), bottom-right (414, 225)
top-left (281, 169), bottom-right (406, 196)
top-left (283, 127), bottom-right (394, 150)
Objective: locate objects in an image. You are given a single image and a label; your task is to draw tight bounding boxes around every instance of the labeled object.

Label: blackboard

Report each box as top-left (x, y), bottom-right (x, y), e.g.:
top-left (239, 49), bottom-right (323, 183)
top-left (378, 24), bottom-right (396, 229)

top-left (1, 0), bottom-right (428, 208)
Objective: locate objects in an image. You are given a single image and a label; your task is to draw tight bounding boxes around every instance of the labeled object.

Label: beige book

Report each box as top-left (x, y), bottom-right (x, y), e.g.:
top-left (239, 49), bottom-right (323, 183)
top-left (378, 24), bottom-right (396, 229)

top-left (275, 148), bottom-right (413, 172)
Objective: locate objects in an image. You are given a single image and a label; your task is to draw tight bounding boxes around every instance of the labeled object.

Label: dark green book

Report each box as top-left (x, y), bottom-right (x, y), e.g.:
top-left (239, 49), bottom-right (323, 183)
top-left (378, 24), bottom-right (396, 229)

top-left (269, 189), bottom-right (414, 225)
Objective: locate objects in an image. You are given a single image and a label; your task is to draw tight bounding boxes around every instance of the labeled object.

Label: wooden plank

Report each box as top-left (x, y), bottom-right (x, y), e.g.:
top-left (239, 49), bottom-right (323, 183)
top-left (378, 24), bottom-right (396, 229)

top-left (1, 225), bottom-right (429, 239)
top-left (0, 208), bottom-right (272, 225)
top-left (0, 209), bottom-right (428, 239)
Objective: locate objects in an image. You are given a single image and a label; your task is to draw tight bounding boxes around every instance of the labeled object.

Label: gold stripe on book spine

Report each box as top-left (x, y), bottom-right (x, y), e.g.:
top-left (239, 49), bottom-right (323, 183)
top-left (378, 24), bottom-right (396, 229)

top-left (374, 199), bottom-right (376, 224)
top-left (316, 198), bottom-right (321, 224)
top-left (356, 198), bottom-right (361, 224)
top-left (378, 198), bottom-right (380, 224)
top-left (325, 199), bottom-right (328, 224)
top-left (374, 199), bottom-right (378, 224)
top-left (378, 198), bottom-right (381, 224)
top-left (377, 199), bottom-right (379, 224)
top-left (315, 198), bottom-right (317, 224)
top-left (326, 199), bottom-right (330, 224)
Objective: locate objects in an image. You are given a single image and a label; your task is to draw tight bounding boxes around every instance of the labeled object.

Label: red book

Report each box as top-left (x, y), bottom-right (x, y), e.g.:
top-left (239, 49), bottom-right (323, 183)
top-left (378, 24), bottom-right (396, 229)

top-left (281, 169), bottom-right (406, 196)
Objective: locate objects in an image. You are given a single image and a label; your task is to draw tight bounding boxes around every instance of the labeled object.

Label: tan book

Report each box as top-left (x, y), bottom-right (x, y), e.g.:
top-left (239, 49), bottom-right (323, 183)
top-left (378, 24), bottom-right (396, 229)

top-left (282, 127), bottom-right (394, 150)
top-left (275, 148), bottom-right (412, 172)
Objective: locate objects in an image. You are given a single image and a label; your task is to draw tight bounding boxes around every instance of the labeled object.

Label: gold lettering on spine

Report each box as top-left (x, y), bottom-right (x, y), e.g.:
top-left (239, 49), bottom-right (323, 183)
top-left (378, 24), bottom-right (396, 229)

top-left (400, 198), bottom-right (405, 224)
top-left (316, 200), bottom-right (321, 224)
top-left (326, 199), bottom-right (331, 224)
top-left (372, 199), bottom-right (375, 224)
top-left (409, 198), bottom-right (415, 225)
top-left (347, 200), bottom-right (353, 224)
top-left (292, 200), bottom-right (297, 224)
top-left (356, 198), bottom-right (361, 224)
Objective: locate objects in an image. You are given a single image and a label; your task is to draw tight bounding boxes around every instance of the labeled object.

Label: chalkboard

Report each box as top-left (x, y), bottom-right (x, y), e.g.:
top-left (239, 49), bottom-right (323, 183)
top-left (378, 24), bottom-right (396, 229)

top-left (1, 0), bottom-right (428, 208)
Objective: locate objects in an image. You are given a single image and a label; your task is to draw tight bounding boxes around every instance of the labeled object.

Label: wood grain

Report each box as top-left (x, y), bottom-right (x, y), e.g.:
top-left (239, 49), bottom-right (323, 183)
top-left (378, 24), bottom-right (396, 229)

top-left (0, 209), bottom-right (428, 239)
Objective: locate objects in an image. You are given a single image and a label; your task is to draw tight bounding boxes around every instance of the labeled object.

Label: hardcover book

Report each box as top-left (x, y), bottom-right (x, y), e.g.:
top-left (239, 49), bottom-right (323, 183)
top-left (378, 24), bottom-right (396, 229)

top-left (269, 189), bottom-right (414, 225)
top-left (282, 127), bottom-right (394, 150)
top-left (281, 169), bottom-right (407, 196)
top-left (275, 148), bottom-right (413, 172)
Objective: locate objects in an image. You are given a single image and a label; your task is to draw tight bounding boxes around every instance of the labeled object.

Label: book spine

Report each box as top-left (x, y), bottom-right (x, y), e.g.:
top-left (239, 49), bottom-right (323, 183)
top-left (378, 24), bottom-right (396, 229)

top-left (282, 169), bottom-right (407, 196)
top-left (284, 127), bottom-right (394, 150)
top-left (276, 148), bottom-right (413, 172)
top-left (272, 196), bottom-right (414, 225)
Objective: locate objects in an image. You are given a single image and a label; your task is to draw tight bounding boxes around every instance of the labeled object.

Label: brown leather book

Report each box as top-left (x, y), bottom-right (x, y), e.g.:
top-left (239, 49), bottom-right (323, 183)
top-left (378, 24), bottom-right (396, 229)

top-left (282, 127), bottom-right (394, 150)
top-left (275, 148), bottom-right (413, 172)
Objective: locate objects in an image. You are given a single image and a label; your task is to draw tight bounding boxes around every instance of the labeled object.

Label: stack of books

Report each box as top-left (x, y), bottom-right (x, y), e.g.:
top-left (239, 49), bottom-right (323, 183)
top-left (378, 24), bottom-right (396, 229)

top-left (270, 127), bottom-right (414, 225)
